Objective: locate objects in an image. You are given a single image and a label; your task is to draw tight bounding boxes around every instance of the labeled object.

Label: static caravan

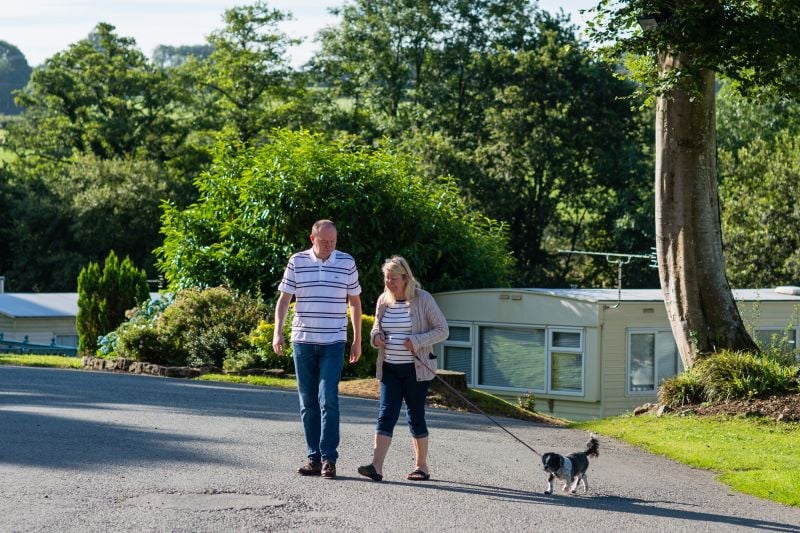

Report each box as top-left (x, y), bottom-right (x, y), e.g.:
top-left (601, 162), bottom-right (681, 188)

top-left (432, 288), bottom-right (800, 421)
top-left (0, 292), bottom-right (81, 349)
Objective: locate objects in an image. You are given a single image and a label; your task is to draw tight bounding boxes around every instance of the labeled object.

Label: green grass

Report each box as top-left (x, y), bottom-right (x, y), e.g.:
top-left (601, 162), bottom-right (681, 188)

top-left (0, 354), bottom-right (83, 369)
top-left (575, 414), bottom-right (800, 507)
top-left (197, 372), bottom-right (297, 390)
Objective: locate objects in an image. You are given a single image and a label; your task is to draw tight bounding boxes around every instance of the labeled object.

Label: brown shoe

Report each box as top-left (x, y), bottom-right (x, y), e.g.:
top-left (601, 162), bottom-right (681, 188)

top-left (321, 460), bottom-right (336, 479)
top-left (298, 460), bottom-right (322, 476)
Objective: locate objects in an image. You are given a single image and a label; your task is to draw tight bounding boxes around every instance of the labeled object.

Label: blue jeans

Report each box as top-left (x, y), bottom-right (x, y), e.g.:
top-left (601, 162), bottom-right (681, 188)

top-left (293, 342), bottom-right (345, 463)
top-left (376, 362), bottom-right (430, 438)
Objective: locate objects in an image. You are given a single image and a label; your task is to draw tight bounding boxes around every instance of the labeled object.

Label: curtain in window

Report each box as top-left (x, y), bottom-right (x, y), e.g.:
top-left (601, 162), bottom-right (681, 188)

top-left (479, 327), bottom-right (545, 389)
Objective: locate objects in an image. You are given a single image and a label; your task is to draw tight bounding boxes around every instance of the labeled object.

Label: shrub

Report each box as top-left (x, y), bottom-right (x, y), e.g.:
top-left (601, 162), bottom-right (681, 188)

top-left (99, 287), bottom-right (265, 368)
top-left (659, 350), bottom-right (799, 406)
top-left (158, 287), bottom-right (266, 368)
top-left (696, 350), bottom-right (798, 402)
top-left (516, 391), bottom-right (536, 412)
top-left (239, 308), bottom-right (379, 379)
top-left (115, 323), bottom-right (175, 366)
top-left (77, 250), bottom-right (149, 353)
top-left (97, 293), bottom-right (174, 359)
top-left (157, 129), bottom-right (515, 307)
top-left (658, 369), bottom-right (706, 407)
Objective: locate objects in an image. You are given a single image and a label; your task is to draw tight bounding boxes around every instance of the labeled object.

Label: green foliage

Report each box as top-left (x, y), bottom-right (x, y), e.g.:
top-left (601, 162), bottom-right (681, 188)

top-left (720, 129), bottom-right (800, 288)
top-left (77, 250), bottom-right (149, 353)
top-left (659, 350), bottom-right (799, 406)
top-left (238, 309), bottom-right (379, 379)
top-left (157, 129), bottom-right (514, 306)
top-left (587, 0), bottom-right (800, 101)
top-left (516, 391), bottom-right (536, 412)
top-left (102, 287), bottom-right (266, 368)
top-left (658, 369), bottom-right (706, 407)
top-left (177, 2), bottom-right (309, 143)
top-left (157, 287), bottom-right (266, 368)
top-left (8, 23), bottom-right (186, 165)
top-left (696, 350), bottom-right (798, 402)
top-left (314, 2), bottom-right (654, 287)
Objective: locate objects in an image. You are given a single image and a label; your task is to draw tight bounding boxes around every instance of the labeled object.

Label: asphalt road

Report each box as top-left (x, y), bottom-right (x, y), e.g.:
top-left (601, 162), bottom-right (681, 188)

top-left (1, 366), bottom-right (799, 532)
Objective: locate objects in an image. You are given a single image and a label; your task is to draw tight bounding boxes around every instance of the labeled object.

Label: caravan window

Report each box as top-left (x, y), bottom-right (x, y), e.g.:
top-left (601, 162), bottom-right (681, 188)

top-left (477, 326), bottom-right (583, 395)
top-left (441, 324), bottom-right (473, 384)
top-left (627, 329), bottom-right (682, 394)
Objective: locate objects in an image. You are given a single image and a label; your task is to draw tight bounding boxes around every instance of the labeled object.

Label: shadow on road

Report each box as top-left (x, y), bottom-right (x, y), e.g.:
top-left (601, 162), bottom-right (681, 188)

top-left (344, 477), bottom-right (800, 532)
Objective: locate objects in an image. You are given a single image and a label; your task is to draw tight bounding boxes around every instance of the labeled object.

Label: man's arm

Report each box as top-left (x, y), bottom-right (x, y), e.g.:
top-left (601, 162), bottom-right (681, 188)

top-left (272, 291), bottom-right (293, 356)
top-left (348, 294), bottom-right (362, 363)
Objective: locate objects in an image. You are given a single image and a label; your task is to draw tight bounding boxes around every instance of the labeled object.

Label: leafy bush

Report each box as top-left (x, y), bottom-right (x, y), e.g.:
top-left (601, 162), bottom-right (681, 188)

top-left (658, 369), bottom-right (706, 407)
top-left (77, 250), bottom-right (149, 353)
top-left (239, 309), bottom-right (379, 379)
top-left (158, 287), bottom-right (266, 368)
top-left (99, 287), bottom-right (265, 368)
top-left (157, 129), bottom-right (514, 307)
top-left (696, 350), bottom-right (798, 402)
top-left (659, 350), bottom-right (799, 406)
top-left (97, 293), bottom-right (175, 359)
top-left (516, 391), bottom-right (536, 412)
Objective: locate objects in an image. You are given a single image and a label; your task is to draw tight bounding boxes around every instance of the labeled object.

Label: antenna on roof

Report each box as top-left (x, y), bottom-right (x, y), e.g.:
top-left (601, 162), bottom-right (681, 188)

top-left (558, 249), bottom-right (656, 309)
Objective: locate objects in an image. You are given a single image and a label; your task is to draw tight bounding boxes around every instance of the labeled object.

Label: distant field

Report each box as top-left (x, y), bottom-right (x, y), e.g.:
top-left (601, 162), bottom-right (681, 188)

top-left (0, 125), bottom-right (17, 163)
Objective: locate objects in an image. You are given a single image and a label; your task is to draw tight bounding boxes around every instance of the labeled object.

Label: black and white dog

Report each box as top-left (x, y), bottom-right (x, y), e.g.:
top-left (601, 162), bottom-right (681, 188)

top-left (541, 435), bottom-right (599, 495)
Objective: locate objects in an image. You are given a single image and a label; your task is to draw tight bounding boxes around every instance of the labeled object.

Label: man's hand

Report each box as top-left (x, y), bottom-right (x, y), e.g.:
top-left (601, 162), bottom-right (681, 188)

top-left (273, 332), bottom-right (285, 356)
top-left (349, 339), bottom-right (362, 364)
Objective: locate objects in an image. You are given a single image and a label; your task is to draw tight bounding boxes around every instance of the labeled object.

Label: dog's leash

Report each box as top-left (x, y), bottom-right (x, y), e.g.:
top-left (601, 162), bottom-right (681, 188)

top-left (413, 352), bottom-right (542, 457)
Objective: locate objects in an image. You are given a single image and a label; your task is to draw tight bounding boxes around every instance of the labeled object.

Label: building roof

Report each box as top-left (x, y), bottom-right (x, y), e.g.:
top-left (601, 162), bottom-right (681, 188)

top-left (434, 287), bottom-right (800, 303)
top-left (0, 293), bottom-right (79, 318)
top-left (0, 292), bottom-right (161, 319)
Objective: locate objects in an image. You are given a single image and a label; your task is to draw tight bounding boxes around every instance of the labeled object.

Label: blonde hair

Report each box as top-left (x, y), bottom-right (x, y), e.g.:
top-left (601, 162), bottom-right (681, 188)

top-left (382, 255), bottom-right (421, 304)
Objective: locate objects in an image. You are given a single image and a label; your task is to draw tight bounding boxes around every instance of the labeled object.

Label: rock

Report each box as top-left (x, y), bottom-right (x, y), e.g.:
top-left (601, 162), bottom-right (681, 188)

top-left (657, 404), bottom-right (672, 417)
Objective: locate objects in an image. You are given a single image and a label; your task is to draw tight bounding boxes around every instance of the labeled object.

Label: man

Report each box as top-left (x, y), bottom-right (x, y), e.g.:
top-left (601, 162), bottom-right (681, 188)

top-left (273, 219), bottom-right (362, 479)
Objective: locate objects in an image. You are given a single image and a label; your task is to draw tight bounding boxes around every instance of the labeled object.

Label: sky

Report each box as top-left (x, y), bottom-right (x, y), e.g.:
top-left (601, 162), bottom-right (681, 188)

top-left (1, 0), bottom-right (598, 69)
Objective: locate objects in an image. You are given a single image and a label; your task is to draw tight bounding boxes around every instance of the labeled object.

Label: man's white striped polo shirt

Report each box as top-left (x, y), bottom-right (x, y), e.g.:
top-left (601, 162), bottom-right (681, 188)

top-left (278, 248), bottom-right (361, 344)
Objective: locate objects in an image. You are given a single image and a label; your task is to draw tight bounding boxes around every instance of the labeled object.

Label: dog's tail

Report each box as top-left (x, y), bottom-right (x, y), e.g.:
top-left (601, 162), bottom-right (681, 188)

top-left (585, 434), bottom-right (599, 457)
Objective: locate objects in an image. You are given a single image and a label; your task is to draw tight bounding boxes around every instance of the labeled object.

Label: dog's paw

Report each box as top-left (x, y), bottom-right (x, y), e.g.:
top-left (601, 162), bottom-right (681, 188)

top-left (570, 489), bottom-right (577, 494)
top-left (543, 490), bottom-right (552, 495)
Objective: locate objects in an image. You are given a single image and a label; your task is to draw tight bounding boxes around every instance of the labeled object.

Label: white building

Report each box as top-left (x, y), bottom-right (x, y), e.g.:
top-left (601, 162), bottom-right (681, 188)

top-left (433, 287), bottom-right (800, 421)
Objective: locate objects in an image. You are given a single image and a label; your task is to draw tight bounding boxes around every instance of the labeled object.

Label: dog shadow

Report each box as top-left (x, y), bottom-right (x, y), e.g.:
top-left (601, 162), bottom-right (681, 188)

top-left (350, 477), bottom-right (799, 532)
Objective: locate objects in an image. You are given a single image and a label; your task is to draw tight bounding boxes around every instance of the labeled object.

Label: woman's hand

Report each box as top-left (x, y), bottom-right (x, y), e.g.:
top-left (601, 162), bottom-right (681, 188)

top-left (373, 332), bottom-right (386, 348)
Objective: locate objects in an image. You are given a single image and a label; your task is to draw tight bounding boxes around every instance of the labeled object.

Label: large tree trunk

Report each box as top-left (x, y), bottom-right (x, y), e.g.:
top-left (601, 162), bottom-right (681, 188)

top-left (655, 52), bottom-right (757, 368)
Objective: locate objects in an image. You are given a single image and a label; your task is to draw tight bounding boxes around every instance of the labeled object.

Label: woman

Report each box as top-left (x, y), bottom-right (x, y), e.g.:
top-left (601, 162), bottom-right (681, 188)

top-left (357, 256), bottom-right (449, 482)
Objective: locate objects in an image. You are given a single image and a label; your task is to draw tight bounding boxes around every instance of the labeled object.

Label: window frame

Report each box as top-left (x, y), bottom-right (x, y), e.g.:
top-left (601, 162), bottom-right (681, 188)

top-left (454, 322), bottom-right (585, 396)
top-left (440, 321), bottom-right (475, 386)
top-left (625, 327), bottom-right (682, 396)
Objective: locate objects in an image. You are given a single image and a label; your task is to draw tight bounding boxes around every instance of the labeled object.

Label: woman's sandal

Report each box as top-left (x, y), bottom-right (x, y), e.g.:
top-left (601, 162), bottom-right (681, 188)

top-left (357, 464), bottom-right (383, 482)
top-left (406, 469), bottom-right (430, 481)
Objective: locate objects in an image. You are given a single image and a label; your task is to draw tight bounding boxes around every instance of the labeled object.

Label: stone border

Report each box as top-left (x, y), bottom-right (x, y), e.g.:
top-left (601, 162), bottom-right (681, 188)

top-left (81, 356), bottom-right (288, 380)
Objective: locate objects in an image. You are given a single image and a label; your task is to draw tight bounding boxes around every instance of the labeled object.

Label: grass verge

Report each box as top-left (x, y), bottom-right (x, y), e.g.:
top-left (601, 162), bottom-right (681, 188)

top-left (0, 354), bottom-right (82, 369)
top-left (197, 373), bottom-right (296, 390)
top-left (575, 413), bottom-right (800, 507)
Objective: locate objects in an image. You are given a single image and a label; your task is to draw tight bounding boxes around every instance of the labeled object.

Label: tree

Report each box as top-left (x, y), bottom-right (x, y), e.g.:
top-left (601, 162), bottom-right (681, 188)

top-left (77, 250), bottom-right (149, 353)
top-left (720, 131), bottom-right (800, 288)
top-left (588, 0), bottom-right (800, 366)
top-left (157, 129), bottom-right (514, 306)
top-left (151, 44), bottom-right (213, 69)
top-left (7, 23), bottom-right (185, 166)
top-left (0, 40), bottom-right (31, 115)
top-left (179, 1), bottom-right (306, 143)
top-left (314, 1), bottom-right (654, 287)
